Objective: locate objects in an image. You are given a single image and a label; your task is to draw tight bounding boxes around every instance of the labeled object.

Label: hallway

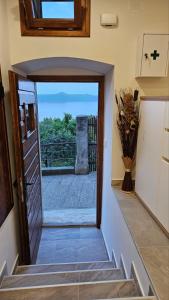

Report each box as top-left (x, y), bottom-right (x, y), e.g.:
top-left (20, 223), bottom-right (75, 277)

top-left (36, 227), bottom-right (108, 264)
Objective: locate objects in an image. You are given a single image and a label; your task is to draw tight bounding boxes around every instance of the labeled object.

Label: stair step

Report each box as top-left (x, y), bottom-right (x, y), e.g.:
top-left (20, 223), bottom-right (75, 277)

top-left (94, 298), bottom-right (156, 300)
top-left (1, 269), bottom-right (124, 289)
top-left (15, 261), bottom-right (115, 275)
top-left (0, 279), bottom-right (140, 300)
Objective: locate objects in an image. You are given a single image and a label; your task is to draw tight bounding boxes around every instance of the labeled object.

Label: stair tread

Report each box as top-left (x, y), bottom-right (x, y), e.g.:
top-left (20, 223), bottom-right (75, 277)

top-left (1, 269), bottom-right (124, 289)
top-left (94, 298), bottom-right (156, 300)
top-left (15, 261), bottom-right (116, 275)
top-left (0, 280), bottom-right (140, 300)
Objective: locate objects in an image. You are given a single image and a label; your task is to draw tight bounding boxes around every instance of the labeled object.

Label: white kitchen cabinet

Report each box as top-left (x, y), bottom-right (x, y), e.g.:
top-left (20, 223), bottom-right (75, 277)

top-left (136, 34), bottom-right (169, 77)
top-left (135, 99), bottom-right (169, 233)
top-left (163, 102), bottom-right (169, 161)
top-left (164, 102), bottom-right (169, 129)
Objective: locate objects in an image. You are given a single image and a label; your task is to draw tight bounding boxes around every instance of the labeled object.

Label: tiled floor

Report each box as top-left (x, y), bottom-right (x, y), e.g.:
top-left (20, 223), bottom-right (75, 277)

top-left (36, 227), bottom-right (109, 264)
top-left (113, 186), bottom-right (169, 300)
top-left (43, 208), bottom-right (96, 225)
top-left (42, 173), bottom-right (96, 225)
top-left (42, 173), bottom-right (96, 210)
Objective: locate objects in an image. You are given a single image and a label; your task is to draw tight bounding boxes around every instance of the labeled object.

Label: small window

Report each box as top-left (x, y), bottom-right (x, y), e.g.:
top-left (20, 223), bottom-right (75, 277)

top-left (42, 1), bottom-right (74, 19)
top-left (19, 0), bottom-right (90, 37)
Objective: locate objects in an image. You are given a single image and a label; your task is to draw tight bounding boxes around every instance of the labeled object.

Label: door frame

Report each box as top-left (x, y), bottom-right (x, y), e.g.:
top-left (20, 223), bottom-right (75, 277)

top-left (28, 75), bottom-right (104, 228)
top-left (0, 68), bottom-right (14, 227)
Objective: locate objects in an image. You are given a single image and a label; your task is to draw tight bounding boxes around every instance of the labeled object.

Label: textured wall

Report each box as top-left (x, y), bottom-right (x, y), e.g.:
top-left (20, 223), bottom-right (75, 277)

top-left (0, 0), bottom-right (19, 275)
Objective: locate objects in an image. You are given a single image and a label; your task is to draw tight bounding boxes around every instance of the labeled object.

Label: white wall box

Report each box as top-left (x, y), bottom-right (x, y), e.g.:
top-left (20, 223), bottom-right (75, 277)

top-left (100, 14), bottom-right (118, 26)
top-left (136, 34), bottom-right (169, 77)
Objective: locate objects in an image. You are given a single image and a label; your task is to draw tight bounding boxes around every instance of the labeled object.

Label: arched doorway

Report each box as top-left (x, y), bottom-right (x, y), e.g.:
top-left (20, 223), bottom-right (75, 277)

top-left (10, 57), bottom-right (113, 264)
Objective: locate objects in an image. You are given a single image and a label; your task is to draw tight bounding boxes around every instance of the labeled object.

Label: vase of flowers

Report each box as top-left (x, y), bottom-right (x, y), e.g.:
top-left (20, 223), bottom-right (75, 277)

top-left (116, 89), bottom-right (140, 192)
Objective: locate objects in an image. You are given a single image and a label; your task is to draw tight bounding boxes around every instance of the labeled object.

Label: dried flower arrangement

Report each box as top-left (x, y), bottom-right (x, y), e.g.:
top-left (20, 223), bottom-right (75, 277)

top-left (116, 89), bottom-right (140, 191)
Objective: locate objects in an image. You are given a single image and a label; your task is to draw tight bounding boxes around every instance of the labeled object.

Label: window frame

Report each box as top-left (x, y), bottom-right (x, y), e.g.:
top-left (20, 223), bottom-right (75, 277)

top-left (19, 0), bottom-right (90, 37)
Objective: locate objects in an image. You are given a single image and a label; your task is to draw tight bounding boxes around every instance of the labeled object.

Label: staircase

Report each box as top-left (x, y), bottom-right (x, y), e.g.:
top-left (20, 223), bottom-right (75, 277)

top-left (0, 260), bottom-right (156, 300)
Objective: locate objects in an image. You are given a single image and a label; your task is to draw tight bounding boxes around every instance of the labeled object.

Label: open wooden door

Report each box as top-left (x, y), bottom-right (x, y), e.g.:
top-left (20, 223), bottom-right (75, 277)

top-left (9, 71), bottom-right (42, 264)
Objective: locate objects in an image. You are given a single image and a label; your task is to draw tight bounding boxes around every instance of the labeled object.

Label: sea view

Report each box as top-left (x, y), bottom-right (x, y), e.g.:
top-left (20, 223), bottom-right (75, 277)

top-left (37, 92), bottom-right (98, 121)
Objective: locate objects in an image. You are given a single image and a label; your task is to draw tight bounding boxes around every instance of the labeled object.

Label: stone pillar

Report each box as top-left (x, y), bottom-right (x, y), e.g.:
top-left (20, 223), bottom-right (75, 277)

top-left (75, 116), bottom-right (89, 175)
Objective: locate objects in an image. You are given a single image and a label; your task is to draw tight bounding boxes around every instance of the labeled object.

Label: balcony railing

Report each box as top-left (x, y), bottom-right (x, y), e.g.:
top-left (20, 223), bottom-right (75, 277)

top-left (41, 142), bottom-right (76, 168)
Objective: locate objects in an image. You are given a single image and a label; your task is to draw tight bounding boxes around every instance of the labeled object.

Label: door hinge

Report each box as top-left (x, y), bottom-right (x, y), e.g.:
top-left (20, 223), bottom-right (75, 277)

top-left (0, 82), bottom-right (4, 100)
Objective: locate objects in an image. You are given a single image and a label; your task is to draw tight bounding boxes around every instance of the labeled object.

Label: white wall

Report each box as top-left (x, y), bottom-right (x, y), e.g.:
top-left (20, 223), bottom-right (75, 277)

top-left (0, 0), bottom-right (19, 276)
top-left (135, 100), bottom-right (169, 232)
top-left (101, 70), bottom-right (152, 296)
top-left (6, 0), bottom-right (169, 181)
top-left (7, 0), bottom-right (169, 94)
top-left (101, 189), bottom-right (153, 296)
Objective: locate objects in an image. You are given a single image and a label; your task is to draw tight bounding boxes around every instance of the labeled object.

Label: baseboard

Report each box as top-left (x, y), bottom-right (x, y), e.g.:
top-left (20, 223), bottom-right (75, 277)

top-left (100, 227), bottom-right (112, 262)
top-left (120, 254), bottom-right (128, 279)
top-left (111, 179), bottom-right (135, 187)
top-left (0, 261), bottom-right (7, 286)
top-left (135, 192), bottom-right (169, 238)
top-left (130, 262), bottom-right (144, 296)
top-left (131, 262), bottom-right (157, 298)
top-left (10, 254), bottom-right (19, 275)
top-left (111, 179), bottom-right (122, 186)
top-left (112, 249), bottom-right (118, 268)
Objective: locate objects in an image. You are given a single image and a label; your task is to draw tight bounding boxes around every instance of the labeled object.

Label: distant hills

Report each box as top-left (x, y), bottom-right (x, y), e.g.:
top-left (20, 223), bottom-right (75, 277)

top-left (37, 92), bottom-right (98, 103)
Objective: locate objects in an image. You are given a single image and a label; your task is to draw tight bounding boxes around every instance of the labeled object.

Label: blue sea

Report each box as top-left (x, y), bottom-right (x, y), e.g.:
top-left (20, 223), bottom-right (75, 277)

top-left (38, 101), bottom-right (98, 121)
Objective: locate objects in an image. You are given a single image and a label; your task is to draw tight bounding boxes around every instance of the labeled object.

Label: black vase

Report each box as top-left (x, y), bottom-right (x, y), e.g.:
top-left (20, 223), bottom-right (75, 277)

top-left (122, 171), bottom-right (133, 192)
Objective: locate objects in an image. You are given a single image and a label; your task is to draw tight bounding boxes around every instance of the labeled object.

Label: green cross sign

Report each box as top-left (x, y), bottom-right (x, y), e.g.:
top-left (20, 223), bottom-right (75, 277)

top-left (151, 50), bottom-right (160, 60)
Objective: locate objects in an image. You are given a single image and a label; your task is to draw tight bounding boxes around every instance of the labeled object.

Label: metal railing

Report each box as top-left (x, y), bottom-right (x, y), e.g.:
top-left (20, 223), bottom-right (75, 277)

top-left (40, 116), bottom-right (97, 171)
top-left (41, 141), bottom-right (76, 168)
top-left (88, 116), bottom-right (97, 172)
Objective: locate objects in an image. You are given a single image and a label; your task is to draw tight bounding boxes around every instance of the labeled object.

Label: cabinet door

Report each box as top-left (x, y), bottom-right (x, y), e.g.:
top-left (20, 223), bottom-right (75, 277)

top-left (141, 34), bottom-right (169, 77)
top-left (164, 102), bottom-right (169, 129)
top-left (157, 160), bottom-right (169, 232)
top-left (162, 102), bottom-right (169, 160)
top-left (157, 101), bottom-right (169, 232)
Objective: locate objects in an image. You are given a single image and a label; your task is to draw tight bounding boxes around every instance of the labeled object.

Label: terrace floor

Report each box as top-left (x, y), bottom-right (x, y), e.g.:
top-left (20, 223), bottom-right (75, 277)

top-left (42, 172), bottom-right (96, 225)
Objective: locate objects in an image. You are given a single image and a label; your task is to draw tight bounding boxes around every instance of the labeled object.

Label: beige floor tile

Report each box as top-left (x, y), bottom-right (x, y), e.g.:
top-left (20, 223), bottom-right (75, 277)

top-left (139, 247), bottom-right (169, 300)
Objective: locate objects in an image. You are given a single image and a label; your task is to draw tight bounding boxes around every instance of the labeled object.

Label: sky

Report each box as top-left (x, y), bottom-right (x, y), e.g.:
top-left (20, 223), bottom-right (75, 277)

top-left (42, 1), bottom-right (74, 19)
top-left (36, 82), bottom-right (99, 95)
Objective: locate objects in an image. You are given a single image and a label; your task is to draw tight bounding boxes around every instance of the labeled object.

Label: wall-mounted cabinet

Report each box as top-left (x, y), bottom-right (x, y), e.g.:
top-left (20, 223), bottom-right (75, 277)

top-left (136, 34), bottom-right (169, 77)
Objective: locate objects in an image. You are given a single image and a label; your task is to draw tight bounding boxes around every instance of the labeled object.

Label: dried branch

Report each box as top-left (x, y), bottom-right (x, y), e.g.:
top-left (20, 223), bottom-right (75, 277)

top-left (116, 89), bottom-right (140, 159)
